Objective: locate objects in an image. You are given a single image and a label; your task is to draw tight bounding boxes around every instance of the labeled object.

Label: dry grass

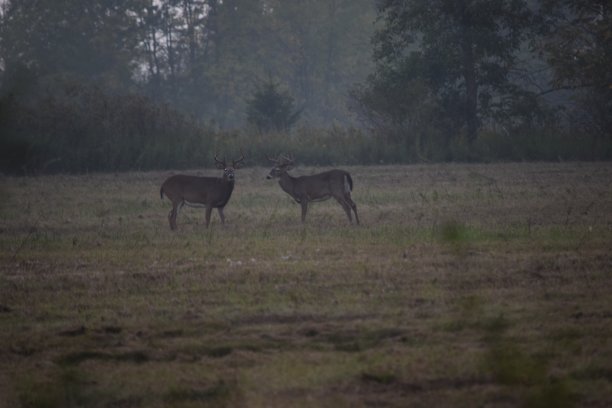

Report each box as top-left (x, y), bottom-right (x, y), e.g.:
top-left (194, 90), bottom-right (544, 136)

top-left (1, 162), bottom-right (611, 407)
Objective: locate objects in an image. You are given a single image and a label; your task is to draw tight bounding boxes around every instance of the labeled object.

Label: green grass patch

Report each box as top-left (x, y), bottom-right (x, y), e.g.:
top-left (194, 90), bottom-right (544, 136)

top-left (163, 381), bottom-right (231, 404)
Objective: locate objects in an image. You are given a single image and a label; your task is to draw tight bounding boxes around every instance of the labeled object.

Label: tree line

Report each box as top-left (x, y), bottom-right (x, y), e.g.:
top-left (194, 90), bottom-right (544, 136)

top-left (0, 0), bottom-right (610, 174)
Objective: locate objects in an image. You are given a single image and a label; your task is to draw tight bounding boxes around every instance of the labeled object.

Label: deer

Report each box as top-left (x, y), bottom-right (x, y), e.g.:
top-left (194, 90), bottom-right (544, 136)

top-left (160, 153), bottom-right (245, 230)
top-left (266, 153), bottom-right (359, 225)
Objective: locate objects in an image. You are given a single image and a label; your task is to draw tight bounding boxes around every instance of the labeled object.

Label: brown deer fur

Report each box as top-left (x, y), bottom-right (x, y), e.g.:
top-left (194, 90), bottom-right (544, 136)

top-left (267, 154), bottom-right (359, 224)
top-left (160, 154), bottom-right (244, 229)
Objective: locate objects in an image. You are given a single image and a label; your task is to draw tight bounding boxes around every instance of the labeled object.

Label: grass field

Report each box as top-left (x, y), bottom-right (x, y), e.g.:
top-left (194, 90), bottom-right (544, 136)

top-left (1, 162), bottom-right (611, 407)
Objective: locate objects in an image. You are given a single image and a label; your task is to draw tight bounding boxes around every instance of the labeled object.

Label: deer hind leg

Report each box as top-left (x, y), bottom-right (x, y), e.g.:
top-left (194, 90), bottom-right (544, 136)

top-left (339, 193), bottom-right (359, 225)
top-left (334, 196), bottom-right (354, 224)
top-left (217, 207), bottom-right (226, 225)
top-left (347, 195), bottom-right (359, 225)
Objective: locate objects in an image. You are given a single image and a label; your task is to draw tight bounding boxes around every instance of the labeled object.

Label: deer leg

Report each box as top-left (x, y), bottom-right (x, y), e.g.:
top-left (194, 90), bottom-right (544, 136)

top-left (335, 196), bottom-right (353, 224)
top-left (204, 206), bottom-right (213, 228)
top-left (217, 207), bottom-right (226, 225)
top-left (168, 202), bottom-right (179, 230)
top-left (347, 195), bottom-right (359, 225)
top-left (300, 202), bottom-right (308, 223)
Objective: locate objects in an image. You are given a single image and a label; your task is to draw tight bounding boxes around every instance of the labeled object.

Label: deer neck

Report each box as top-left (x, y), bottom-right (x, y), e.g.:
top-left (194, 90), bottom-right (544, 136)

top-left (278, 173), bottom-right (297, 198)
top-left (223, 178), bottom-right (235, 192)
top-left (213, 177), bottom-right (234, 207)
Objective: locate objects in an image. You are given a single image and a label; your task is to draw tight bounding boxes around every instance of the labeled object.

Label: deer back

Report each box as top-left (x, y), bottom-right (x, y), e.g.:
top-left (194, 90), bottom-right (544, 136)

top-left (291, 169), bottom-right (351, 201)
top-left (161, 174), bottom-right (235, 207)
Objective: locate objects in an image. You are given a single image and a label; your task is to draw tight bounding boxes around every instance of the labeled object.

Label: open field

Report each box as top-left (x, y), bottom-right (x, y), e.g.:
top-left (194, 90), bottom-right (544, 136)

top-left (1, 162), bottom-right (611, 407)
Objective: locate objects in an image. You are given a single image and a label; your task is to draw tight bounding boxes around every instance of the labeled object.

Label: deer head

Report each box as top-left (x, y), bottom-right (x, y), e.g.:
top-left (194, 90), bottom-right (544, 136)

top-left (266, 153), bottom-right (294, 179)
top-left (215, 152), bottom-right (245, 181)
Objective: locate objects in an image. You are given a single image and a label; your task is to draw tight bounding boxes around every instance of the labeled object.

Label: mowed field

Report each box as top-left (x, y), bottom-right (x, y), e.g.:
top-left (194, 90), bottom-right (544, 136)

top-left (1, 162), bottom-right (611, 407)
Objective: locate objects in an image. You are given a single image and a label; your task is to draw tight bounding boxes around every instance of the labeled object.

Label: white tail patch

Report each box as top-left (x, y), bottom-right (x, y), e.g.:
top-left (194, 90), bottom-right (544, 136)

top-left (184, 200), bottom-right (207, 208)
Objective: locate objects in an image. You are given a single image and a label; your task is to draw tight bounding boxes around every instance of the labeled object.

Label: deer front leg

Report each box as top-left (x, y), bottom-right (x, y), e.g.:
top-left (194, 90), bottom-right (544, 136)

top-left (168, 203), bottom-right (179, 230)
top-left (300, 201), bottom-right (308, 223)
top-left (204, 206), bottom-right (213, 228)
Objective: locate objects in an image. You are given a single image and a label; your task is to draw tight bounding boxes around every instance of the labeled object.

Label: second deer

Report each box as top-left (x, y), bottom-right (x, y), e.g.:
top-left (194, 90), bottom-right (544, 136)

top-left (266, 154), bottom-right (359, 225)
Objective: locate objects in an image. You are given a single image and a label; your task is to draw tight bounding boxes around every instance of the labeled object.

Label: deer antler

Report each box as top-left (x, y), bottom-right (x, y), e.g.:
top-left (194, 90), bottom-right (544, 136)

top-left (214, 153), bottom-right (226, 169)
top-left (267, 154), bottom-right (279, 163)
top-left (232, 150), bottom-right (245, 168)
top-left (279, 153), bottom-right (294, 165)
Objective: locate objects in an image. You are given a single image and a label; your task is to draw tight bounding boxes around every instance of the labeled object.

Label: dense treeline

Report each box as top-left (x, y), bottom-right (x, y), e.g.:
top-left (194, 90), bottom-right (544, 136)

top-left (0, 0), bottom-right (610, 174)
top-left (352, 0), bottom-right (611, 161)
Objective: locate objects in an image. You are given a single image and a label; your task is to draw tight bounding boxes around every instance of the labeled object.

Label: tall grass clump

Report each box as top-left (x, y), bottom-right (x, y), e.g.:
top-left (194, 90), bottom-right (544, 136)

top-left (0, 78), bottom-right (214, 174)
top-left (213, 126), bottom-right (392, 167)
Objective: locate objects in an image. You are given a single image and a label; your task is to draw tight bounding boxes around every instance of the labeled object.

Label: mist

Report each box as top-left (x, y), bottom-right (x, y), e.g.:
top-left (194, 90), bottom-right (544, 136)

top-left (0, 0), bottom-right (609, 174)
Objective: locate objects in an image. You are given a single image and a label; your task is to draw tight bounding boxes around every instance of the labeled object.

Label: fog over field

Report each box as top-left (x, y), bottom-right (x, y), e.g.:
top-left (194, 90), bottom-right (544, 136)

top-left (1, 0), bottom-right (611, 406)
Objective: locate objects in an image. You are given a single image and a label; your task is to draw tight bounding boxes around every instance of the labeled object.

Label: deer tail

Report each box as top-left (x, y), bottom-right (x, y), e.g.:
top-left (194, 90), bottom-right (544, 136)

top-left (345, 173), bottom-right (353, 193)
top-left (160, 186), bottom-right (164, 200)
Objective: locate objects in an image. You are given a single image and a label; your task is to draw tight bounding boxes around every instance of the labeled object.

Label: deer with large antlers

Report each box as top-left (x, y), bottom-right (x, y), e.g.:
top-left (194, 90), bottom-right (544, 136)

top-left (160, 153), bottom-right (245, 229)
top-left (267, 154), bottom-right (359, 224)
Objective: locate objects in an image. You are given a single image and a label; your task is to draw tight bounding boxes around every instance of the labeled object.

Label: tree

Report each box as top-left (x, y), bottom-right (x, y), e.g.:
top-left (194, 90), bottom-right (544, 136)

top-left (355, 0), bottom-right (533, 154)
top-left (0, 0), bottom-right (141, 89)
top-left (133, 0), bottom-right (375, 127)
top-left (264, 0), bottom-right (376, 126)
top-left (537, 0), bottom-right (612, 140)
top-left (246, 78), bottom-right (301, 133)
top-left (0, 0), bottom-right (377, 129)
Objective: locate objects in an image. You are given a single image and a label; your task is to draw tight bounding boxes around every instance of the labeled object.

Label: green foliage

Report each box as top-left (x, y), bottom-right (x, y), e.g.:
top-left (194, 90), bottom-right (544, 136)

top-left (538, 0), bottom-right (611, 91)
top-left (246, 79), bottom-right (301, 133)
top-left (17, 368), bottom-right (92, 408)
top-left (537, 0), bottom-right (612, 141)
top-left (1, 0), bottom-right (610, 169)
top-left (131, 0), bottom-right (376, 127)
top-left (355, 0), bottom-right (534, 148)
top-left (0, 0), bottom-right (375, 127)
top-left (481, 315), bottom-right (576, 408)
top-left (0, 0), bottom-right (139, 86)
top-left (0, 78), bottom-right (213, 174)
top-left (163, 381), bottom-right (231, 404)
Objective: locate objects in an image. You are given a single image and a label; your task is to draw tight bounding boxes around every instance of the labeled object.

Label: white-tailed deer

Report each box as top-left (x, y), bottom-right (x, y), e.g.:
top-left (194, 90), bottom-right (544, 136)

top-left (160, 153), bottom-right (245, 229)
top-left (266, 154), bottom-right (359, 224)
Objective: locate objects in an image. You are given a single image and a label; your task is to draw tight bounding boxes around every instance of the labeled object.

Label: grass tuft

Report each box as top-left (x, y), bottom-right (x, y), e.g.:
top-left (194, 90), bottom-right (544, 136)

top-left (163, 381), bottom-right (231, 403)
top-left (361, 371), bottom-right (397, 385)
top-left (58, 350), bottom-right (150, 366)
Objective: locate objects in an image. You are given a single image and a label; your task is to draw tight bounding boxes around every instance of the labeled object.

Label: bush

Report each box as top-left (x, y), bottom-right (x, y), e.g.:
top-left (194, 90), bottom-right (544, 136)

top-left (0, 79), bottom-right (215, 174)
top-left (2, 77), bottom-right (609, 175)
top-left (246, 79), bottom-right (301, 133)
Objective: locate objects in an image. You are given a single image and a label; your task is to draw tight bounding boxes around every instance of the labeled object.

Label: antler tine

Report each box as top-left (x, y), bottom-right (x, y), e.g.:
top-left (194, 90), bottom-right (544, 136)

top-left (232, 149), bottom-right (246, 167)
top-left (267, 154), bottom-right (279, 163)
top-left (280, 153), bottom-right (294, 164)
top-left (214, 153), bottom-right (226, 167)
